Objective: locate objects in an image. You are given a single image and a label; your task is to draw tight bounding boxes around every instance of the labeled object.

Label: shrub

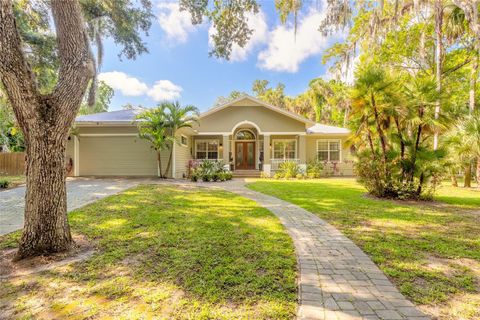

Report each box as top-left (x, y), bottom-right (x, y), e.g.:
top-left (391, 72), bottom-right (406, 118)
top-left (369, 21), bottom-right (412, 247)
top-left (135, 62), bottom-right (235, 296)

top-left (277, 161), bottom-right (301, 179)
top-left (306, 160), bottom-right (324, 178)
top-left (224, 171), bottom-right (233, 180)
top-left (190, 173), bottom-right (198, 182)
top-left (0, 179), bottom-right (9, 189)
top-left (260, 171), bottom-right (270, 179)
top-left (190, 160), bottom-right (231, 182)
top-left (355, 151), bottom-right (440, 200)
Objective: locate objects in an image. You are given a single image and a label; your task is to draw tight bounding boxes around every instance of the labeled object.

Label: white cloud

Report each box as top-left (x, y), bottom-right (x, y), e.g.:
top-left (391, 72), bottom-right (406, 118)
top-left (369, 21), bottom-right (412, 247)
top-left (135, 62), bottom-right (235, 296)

top-left (98, 71), bottom-right (148, 96)
top-left (99, 71), bottom-right (182, 101)
top-left (147, 80), bottom-right (183, 101)
top-left (208, 10), bottom-right (268, 62)
top-left (257, 8), bottom-right (343, 73)
top-left (157, 2), bottom-right (197, 44)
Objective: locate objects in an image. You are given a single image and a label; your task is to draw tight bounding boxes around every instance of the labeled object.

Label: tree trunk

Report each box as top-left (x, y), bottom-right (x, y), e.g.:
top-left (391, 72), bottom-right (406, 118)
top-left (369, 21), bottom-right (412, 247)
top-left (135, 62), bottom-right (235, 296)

top-left (371, 93), bottom-right (388, 173)
top-left (0, 0), bottom-right (94, 259)
top-left (16, 126), bottom-right (72, 259)
top-left (433, 0), bottom-right (443, 150)
top-left (469, 56), bottom-right (478, 113)
top-left (464, 162), bottom-right (472, 188)
top-left (164, 144), bottom-right (173, 178)
top-left (451, 172), bottom-right (458, 187)
top-left (157, 151), bottom-right (163, 178)
top-left (477, 157), bottom-right (480, 188)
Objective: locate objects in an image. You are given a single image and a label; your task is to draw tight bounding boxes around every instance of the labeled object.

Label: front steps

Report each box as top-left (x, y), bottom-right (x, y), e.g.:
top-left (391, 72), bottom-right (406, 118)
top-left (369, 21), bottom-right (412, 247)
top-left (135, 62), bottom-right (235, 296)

top-left (232, 170), bottom-right (261, 178)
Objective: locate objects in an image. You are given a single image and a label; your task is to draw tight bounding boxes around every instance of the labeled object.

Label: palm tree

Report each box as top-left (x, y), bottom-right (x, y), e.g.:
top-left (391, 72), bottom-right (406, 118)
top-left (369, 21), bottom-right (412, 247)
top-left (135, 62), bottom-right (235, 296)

top-left (162, 102), bottom-right (199, 177)
top-left (136, 106), bottom-right (170, 178)
top-left (450, 112), bottom-right (480, 188)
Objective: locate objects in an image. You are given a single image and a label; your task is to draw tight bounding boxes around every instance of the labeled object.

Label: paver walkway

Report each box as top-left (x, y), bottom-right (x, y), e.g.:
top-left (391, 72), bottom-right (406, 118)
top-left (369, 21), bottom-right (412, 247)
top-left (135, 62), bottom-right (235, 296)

top-left (0, 178), bottom-right (140, 236)
top-left (220, 180), bottom-right (429, 320)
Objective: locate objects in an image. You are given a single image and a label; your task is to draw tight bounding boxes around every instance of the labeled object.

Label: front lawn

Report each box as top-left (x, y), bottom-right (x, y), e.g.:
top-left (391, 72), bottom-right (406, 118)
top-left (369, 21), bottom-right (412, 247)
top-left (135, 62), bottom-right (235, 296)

top-left (248, 179), bottom-right (480, 320)
top-left (0, 185), bottom-right (297, 319)
top-left (435, 183), bottom-right (480, 209)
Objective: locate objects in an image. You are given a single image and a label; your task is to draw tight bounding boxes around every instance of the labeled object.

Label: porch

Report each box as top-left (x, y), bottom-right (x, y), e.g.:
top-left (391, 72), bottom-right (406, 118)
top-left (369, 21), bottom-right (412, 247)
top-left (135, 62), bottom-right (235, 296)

top-left (192, 124), bottom-right (307, 176)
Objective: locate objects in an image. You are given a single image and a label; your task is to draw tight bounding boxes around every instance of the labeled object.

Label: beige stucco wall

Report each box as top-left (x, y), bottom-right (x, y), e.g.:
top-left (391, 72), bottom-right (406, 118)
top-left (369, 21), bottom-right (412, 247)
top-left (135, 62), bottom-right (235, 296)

top-left (174, 128), bottom-right (193, 178)
top-left (305, 135), bottom-right (354, 176)
top-left (196, 105), bottom-right (307, 133)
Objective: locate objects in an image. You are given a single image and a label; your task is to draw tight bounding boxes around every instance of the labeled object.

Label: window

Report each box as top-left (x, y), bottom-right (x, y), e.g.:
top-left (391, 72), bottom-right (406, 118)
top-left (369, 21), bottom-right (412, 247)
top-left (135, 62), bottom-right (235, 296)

top-left (195, 140), bottom-right (218, 160)
top-left (272, 140), bottom-right (296, 159)
top-left (317, 140), bottom-right (341, 162)
top-left (235, 129), bottom-right (255, 140)
top-left (180, 135), bottom-right (188, 147)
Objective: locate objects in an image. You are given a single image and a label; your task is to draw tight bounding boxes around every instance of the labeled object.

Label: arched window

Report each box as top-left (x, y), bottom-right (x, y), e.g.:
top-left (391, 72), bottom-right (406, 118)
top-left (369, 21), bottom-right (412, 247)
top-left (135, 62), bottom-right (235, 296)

top-left (235, 129), bottom-right (255, 140)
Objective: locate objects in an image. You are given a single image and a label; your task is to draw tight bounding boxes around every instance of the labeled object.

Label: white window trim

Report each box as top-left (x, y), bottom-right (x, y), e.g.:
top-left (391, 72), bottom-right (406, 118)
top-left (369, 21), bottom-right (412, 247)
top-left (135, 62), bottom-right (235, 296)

top-left (272, 139), bottom-right (297, 160)
top-left (180, 134), bottom-right (188, 147)
top-left (195, 139), bottom-right (220, 160)
top-left (316, 139), bottom-right (342, 162)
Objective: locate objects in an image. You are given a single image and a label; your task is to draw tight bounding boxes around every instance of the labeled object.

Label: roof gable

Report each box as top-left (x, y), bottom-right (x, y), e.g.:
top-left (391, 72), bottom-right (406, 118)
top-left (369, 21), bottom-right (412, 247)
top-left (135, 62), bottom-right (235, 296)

top-left (200, 95), bottom-right (315, 125)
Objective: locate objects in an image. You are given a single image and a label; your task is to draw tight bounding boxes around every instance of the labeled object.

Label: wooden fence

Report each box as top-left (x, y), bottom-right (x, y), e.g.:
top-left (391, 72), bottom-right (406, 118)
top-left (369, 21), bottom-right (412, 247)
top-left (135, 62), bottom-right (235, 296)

top-left (0, 152), bottom-right (25, 176)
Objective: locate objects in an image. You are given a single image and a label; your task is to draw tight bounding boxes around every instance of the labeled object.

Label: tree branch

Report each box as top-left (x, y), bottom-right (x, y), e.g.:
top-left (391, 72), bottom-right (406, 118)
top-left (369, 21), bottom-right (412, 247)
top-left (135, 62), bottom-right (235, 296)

top-left (0, 0), bottom-right (40, 135)
top-left (50, 0), bottom-right (95, 132)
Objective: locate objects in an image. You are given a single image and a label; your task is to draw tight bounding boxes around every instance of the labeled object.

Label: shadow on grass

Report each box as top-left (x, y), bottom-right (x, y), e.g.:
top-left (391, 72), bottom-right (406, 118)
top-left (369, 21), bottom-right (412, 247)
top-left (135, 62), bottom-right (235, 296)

top-left (0, 185), bottom-right (297, 319)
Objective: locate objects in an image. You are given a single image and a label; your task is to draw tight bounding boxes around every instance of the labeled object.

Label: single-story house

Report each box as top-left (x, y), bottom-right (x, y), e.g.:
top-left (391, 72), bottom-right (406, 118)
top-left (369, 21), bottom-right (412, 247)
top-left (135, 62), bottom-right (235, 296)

top-left (67, 95), bottom-right (353, 178)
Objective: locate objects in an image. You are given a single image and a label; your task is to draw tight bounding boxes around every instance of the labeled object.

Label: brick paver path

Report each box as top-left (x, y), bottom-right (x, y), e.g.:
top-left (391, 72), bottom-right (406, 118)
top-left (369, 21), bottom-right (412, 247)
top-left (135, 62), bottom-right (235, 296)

top-left (220, 180), bottom-right (429, 320)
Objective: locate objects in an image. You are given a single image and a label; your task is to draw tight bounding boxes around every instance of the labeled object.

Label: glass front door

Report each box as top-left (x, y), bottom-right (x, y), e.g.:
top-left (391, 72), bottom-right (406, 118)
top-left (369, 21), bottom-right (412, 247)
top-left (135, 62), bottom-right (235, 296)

top-left (235, 142), bottom-right (255, 170)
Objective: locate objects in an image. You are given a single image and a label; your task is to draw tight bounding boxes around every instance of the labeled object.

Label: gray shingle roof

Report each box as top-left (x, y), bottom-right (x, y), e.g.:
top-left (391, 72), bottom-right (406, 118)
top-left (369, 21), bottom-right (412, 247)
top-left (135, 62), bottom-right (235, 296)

top-left (75, 109), bottom-right (143, 123)
top-left (307, 123), bottom-right (350, 134)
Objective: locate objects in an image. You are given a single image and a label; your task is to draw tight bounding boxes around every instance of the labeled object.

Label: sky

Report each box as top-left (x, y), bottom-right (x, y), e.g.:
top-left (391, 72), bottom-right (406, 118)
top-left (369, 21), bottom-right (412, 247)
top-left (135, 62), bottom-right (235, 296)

top-left (99, 0), bottom-right (344, 112)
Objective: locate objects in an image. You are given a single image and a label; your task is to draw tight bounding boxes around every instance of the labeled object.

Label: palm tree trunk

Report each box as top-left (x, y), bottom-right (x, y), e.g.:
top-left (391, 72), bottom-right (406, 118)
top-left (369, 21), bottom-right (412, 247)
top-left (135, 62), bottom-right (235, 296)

top-left (157, 151), bottom-right (163, 178)
top-left (371, 93), bottom-right (388, 173)
top-left (464, 161), bottom-right (472, 188)
top-left (469, 55), bottom-right (478, 113)
top-left (451, 172), bottom-right (458, 187)
top-left (476, 157), bottom-right (480, 188)
top-left (433, 0), bottom-right (443, 150)
top-left (164, 144), bottom-right (173, 178)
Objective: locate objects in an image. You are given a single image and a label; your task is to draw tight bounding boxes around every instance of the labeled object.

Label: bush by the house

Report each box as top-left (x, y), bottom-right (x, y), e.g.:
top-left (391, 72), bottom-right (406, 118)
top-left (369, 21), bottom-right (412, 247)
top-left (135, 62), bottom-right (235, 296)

top-left (0, 179), bottom-right (9, 189)
top-left (268, 160), bottom-right (345, 180)
top-left (190, 160), bottom-right (233, 182)
top-left (273, 161), bottom-right (303, 179)
top-left (306, 160), bottom-right (324, 178)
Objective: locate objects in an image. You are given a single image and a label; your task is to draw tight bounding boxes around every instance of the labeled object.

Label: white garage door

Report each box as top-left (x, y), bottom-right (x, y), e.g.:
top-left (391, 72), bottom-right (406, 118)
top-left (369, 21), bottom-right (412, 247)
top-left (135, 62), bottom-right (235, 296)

top-left (78, 136), bottom-right (162, 176)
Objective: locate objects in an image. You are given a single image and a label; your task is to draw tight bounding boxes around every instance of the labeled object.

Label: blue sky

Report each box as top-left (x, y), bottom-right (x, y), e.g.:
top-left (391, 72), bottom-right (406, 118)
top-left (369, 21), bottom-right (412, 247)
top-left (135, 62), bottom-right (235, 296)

top-left (100, 0), bottom-right (343, 112)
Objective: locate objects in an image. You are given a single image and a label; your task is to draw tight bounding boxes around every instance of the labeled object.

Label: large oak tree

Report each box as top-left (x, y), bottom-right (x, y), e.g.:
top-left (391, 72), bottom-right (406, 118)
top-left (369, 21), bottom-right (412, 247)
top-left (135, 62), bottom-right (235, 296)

top-left (0, 0), bottom-right (152, 260)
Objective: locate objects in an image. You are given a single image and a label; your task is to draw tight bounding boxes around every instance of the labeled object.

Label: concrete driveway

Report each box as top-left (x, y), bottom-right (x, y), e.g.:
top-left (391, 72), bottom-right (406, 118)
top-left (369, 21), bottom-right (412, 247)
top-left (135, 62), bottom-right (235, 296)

top-left (0, 178), bottom-right (140, 236)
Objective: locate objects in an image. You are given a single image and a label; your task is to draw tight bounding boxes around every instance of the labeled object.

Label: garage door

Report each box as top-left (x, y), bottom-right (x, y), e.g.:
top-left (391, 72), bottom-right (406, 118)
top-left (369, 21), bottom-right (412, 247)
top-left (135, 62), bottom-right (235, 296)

top-left (78, 136), bottom-right (162, 176)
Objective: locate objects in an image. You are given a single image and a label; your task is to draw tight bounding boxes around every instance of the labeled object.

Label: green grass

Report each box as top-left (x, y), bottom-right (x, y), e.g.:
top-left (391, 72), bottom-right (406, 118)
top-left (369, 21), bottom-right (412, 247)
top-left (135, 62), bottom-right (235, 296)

top-left (435, 183), bottom-right (480, 209)
top-left (248, 178), bottom-right (480, 320)
top-left (0, 185), bottom-right (297, 319)
top-left (0, 175), bottom-right (25, 189)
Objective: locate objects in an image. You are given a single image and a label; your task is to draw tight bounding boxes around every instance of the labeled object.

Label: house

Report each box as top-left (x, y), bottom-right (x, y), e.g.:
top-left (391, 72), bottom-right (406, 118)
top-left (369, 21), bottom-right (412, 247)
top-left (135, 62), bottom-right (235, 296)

top-left (67, 95), bottom-right (353, 178)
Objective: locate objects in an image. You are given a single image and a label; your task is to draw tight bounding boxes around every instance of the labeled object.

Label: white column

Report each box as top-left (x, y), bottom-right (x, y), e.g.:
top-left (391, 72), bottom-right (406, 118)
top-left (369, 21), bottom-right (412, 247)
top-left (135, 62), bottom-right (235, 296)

top-left (222, 135), bottom-right (230, 171)
top-left (298, 134), bottom-right (307, 172)
top-left (263, 135), bottom-right (271, 176)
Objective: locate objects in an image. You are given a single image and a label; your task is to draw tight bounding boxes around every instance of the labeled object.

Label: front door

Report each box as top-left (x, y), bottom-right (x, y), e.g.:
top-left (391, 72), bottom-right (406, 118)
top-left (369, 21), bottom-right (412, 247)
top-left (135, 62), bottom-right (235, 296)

top-left (235, 141), bottom-right (255, 170)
